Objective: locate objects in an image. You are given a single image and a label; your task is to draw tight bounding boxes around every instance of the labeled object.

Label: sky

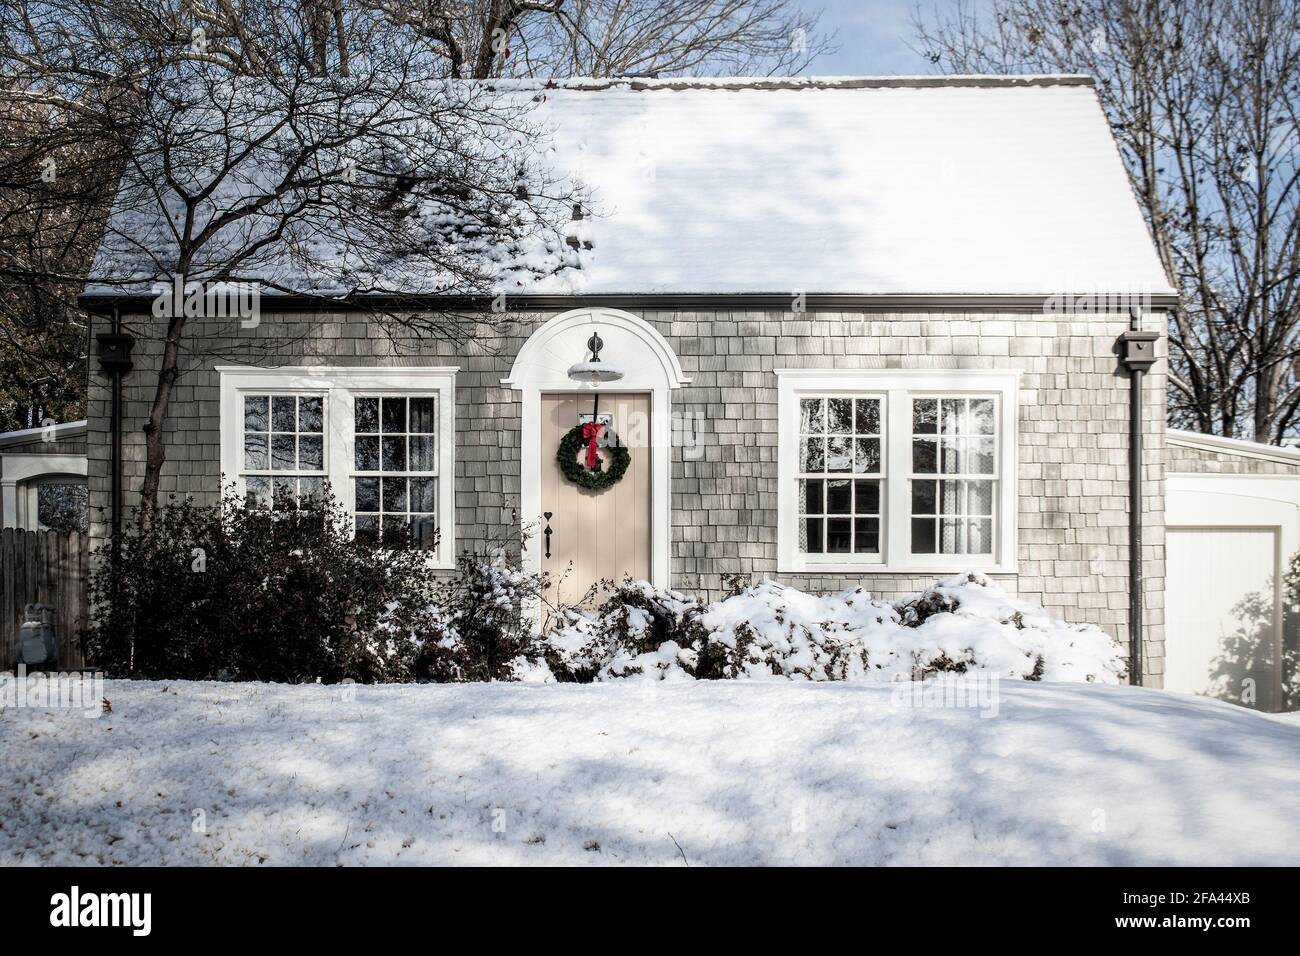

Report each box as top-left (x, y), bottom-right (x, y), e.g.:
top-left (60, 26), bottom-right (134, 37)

top-left (805, 0), bottom-right (970, 75)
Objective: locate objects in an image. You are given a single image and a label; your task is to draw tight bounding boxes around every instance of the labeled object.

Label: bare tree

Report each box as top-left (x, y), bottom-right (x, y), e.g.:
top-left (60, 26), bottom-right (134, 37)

top-left (3, 0), bottom-right (576, 517)
top-left (0, 95), bottom-right (108, 431)
top-left (372, 0), bottom-right (834, 78)
top-left (915, 0), bottom-right (1300, 443)
top-left (1, 0), bottom-right (832, 510)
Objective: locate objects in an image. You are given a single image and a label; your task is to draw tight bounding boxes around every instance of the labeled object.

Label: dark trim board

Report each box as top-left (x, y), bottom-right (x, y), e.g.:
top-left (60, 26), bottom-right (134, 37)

top-left (79, 292), bottom-right (1180, 315)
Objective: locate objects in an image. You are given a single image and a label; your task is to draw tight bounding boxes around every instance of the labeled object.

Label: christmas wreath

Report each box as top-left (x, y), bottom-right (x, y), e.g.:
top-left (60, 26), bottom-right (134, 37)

top-left (556, 421), bottom-right (630, 490)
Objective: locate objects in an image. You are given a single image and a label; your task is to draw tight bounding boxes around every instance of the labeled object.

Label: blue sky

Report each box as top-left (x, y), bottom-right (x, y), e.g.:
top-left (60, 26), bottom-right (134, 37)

top-left (806, 0), bottom-right (962, 74)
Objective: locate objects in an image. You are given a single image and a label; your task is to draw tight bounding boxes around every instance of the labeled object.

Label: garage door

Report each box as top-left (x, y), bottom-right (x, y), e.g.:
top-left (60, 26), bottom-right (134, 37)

top-left (1165, 527), bottom-right (1281, 710)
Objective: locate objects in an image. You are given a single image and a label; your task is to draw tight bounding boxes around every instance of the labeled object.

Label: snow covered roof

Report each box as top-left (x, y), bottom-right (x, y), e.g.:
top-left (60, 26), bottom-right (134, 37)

top-left (1167, 429), bottom-right (1300, 466)
top-left (85, 75), bottom-right (1175, 301)
top-left (0, 420), bottom-right (87, 448)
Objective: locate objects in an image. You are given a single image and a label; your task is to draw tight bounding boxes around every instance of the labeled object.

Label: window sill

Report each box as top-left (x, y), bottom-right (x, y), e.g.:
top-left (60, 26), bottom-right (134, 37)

top-left (778, 558), bottom-right (1017, 576)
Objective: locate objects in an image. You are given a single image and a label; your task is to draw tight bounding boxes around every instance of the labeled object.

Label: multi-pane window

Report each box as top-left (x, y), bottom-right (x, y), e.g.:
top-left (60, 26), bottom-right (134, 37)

top-left (910, 397), bottom-right (997, 555)
top-left (241, 394), bottom-right (325, 507)
top-left (779, 371), bottom-right (1015, 573)
top-left (222, 368), bottom-right (456, 567)
top-left (352, 395), bottom-right (438, 549)
top-left (797, 396), bottom-right (882, 555)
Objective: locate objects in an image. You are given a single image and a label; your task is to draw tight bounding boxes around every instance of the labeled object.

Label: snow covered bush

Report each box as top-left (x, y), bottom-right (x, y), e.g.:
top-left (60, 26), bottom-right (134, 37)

top-left (545, 572), bottom-right (1125, 685)
top-left (86, 496), bottom-right (1124, 690)
top-left (86, 487), bottom-right (436, 683)
top-left (549, 580), bottom-right (893, 683)
top-left (697, 582), bottom-right (885, 680)
top-left (418, 553), bottom-right (548, 682)
top-left (892, 572), bottom-right (1126, 683)
top-left (546, 580), bottom-right (709, 681)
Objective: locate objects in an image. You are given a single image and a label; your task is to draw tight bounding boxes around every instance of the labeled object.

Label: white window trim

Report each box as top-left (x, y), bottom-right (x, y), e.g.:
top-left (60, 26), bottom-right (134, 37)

top-left (776, 368), bottom-right (1019, 574)
top-left (217, 366), bottom-right (458, 569)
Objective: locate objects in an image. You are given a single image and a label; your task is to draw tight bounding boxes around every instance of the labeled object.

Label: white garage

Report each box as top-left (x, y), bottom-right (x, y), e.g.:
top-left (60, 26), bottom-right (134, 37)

top-left (1165, 430), bottom-right (1300, 712)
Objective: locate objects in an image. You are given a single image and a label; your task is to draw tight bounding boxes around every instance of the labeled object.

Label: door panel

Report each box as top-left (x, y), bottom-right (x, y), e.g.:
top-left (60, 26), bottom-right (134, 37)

top-left (1165, 527), bottom-right (1280, 710)
top-left (541, 392), bottom-right (651, 607)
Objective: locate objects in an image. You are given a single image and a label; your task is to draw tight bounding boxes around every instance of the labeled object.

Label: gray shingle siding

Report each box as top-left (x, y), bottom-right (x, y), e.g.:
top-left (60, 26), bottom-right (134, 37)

top-left (86, 307), bottom-right (1166, 684)
top-left (1167, 441), bottom-right (1300, 475)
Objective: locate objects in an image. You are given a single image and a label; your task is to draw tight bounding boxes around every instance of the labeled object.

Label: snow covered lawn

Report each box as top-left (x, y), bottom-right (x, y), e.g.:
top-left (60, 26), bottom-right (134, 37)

top-left (3, 679), bottom-right (1299, 866)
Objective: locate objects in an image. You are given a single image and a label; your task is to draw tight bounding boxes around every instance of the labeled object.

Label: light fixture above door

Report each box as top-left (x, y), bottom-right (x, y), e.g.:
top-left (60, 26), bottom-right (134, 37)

top-left (567, 330), bottom-right (624, 384)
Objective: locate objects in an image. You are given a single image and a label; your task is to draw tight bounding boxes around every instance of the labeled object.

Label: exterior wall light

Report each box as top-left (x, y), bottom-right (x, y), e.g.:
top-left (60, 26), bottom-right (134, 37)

top-left (567, 331), bottom-right (624, 383)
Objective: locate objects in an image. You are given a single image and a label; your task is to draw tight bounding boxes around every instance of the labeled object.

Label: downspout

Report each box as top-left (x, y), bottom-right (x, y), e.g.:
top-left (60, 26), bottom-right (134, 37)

top-left (94, 309), bottom-right (131, 539)
top-left (1117, 310), bottom-right (1158, 686)
top-left (110, 308), bottom-right (122, 540)
top-left (95, 311), bottom-right (135, 540)
top-left (94, 310), bottom-right (135, 668)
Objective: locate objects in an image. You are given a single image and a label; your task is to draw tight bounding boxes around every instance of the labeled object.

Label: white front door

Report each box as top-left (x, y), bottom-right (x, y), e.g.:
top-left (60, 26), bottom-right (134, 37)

top-left (539, 392), bottom-right (652, 607)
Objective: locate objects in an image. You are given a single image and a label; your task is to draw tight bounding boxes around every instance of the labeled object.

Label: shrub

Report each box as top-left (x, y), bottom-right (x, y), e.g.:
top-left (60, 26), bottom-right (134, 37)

top-left (547, 580), bottom-right (708, 681)
top-left (85, 486), bottom-right (438, 683)
top-left (86, 496), bottom-right (1124, 689)
top-left (418, 554), bottom-right (548, 682)
top-left (898, 572), bottom-right (1125, 683)
top-left (698, 582), bottom-right (885, 680)
top-left (545, 573), bottom-right (1126, 685)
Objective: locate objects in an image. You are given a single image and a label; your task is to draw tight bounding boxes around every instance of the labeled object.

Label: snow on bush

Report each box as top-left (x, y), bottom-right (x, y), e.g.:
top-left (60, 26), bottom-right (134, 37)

top-left (419, 554), bottom-right (547, 682)
top-left (545, 580), bottom-right (706, 682)
top-left (84, 492), bottom-right (1122, 689)
top-left (893, 573), bottom-right (1127, 682)
top-left (546, 572), bottom-right (1125, 685)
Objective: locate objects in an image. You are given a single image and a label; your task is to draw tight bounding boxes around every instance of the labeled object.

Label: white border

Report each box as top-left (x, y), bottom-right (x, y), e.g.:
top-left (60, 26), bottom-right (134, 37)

top-left (775, 368), bottom-right (1020, 574)
top-left (216, 365), bottom-right (458, 568)
top-left (504, 307), bottom-right (688, 589)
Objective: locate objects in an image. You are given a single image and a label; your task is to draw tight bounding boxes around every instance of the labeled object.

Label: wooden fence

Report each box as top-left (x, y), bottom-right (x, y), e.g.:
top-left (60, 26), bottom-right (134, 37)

top-left (0, 529), bottom-right (88, 669)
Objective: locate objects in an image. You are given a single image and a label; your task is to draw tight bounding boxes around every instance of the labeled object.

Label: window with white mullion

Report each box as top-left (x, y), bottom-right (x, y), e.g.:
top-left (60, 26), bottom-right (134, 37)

top-left (240, 393), bottom-right (327, 508)
top-left (351, 394), bottom-right (439, 549)
top-left (909, 396), bottom-right (998, 556)
top-left (796, 395), bottom-right (883, 556)
top-left (221, 367), bottom-right (457, 568)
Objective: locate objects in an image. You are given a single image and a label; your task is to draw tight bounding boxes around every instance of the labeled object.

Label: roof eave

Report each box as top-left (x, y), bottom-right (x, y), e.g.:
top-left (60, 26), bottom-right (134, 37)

top-left (78, 291), bottom-right (1180, 314)
top-left (1167, 428), bottom-right (1300, 466)
top-left (485, 75), bottom-right (1099, 92)
top-left (0, 420), bottom-right (88, 448)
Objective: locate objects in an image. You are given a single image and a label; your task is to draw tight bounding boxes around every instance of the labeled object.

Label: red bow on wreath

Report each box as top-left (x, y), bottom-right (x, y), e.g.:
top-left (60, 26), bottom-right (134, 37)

top-left (581, 421), bottom-right (606, 470)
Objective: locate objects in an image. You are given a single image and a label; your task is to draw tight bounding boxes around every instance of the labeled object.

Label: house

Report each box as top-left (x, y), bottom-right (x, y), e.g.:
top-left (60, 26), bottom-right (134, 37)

top-left (0, 420), bottom-right (89, 531)
top-left (80, 76), bottom-right (1182, 685)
